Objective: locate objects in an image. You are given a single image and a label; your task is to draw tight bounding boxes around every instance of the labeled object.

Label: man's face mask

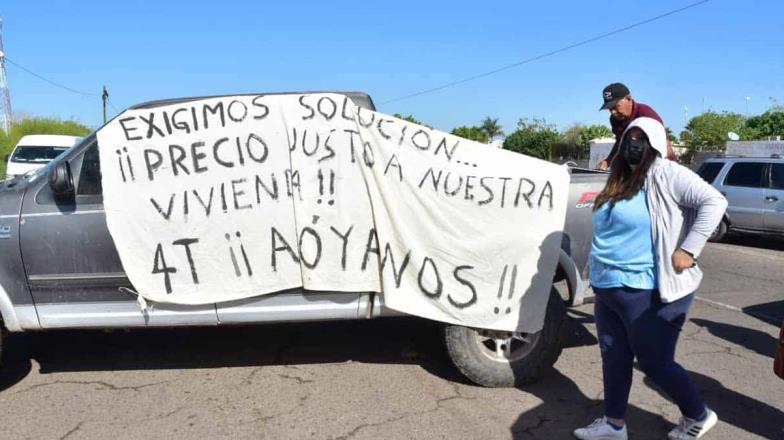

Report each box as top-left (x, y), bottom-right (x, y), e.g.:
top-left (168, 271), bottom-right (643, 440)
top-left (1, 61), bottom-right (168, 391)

top-left (621, 136), bottom-right (650, 166)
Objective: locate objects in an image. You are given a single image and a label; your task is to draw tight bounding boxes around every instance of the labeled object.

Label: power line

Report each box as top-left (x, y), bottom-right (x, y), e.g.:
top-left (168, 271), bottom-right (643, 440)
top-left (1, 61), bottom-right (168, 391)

top-left (4, 56), bottom-right (99, 97)
top-left (380, 0), bottom-right (711, 105)
top-left (108, 99), bottom-right (121, 114)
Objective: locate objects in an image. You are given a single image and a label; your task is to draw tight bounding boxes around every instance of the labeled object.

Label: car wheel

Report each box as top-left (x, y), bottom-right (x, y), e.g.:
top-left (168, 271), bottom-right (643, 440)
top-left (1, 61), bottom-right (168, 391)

top-left (443, 287), bottom-right (569, 388)
top-left (709, 218), bottom-right (728, 242)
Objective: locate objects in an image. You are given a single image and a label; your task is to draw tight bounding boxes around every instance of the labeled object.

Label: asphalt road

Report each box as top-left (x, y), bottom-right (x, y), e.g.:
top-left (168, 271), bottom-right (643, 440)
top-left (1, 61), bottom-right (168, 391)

top-left (0, 236), bottom-right (782, 440)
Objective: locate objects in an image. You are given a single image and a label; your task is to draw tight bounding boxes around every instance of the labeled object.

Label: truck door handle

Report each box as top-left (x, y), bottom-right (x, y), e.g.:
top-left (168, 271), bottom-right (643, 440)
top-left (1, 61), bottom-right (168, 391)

top-left (766, 196), bottom-right (779, 202)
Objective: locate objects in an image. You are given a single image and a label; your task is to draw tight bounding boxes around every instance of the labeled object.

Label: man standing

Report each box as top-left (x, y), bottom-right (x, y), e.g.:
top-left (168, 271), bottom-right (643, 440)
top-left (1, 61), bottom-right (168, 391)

top-left (597, 83), bottom-right (674, 170)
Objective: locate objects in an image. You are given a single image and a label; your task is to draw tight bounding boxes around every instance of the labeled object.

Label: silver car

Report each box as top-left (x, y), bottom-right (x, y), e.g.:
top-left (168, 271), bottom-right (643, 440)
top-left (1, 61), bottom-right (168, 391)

top-left (697, 156), bottom-right (784, 241)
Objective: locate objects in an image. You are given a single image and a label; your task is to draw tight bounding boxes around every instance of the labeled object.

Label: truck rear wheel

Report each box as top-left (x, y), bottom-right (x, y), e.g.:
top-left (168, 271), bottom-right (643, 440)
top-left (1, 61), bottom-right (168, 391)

top-left (443, 287), bottom-right (569, 387)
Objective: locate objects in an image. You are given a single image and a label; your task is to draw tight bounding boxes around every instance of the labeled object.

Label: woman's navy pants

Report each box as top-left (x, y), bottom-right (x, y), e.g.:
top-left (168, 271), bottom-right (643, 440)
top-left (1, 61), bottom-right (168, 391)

top-left (594, 287), bottom-right (706, 420)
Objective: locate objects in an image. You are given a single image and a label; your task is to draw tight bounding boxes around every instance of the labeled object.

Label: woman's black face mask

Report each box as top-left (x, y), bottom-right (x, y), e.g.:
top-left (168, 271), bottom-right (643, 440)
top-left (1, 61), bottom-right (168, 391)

top-left (621, 136), bottom-right (650, 166)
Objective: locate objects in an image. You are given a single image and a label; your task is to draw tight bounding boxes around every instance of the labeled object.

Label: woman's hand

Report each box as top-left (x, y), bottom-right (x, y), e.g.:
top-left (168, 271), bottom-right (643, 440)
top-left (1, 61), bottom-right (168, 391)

top-left (672, 249), bottom-right (695, 273)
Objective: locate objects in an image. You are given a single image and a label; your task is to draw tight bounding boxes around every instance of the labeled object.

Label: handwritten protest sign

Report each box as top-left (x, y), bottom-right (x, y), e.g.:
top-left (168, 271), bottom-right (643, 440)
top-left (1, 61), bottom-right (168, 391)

top-left (96, 93), bottom-right (569, 332)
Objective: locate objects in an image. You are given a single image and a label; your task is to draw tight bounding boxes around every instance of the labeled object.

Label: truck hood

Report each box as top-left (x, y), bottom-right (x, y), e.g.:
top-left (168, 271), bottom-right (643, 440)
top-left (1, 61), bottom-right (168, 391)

top-left (5, 162), bottom-right (48, 179)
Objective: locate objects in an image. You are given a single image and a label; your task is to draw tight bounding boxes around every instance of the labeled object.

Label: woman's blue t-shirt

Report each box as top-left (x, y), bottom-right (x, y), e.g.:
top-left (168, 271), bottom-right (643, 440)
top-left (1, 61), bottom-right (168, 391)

top-left (589, 190), bottom-right (656, 289)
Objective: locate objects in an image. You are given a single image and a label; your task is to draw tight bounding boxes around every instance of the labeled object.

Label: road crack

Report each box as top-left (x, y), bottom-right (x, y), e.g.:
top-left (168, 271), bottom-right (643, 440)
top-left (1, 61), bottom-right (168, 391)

top-left (512, 415), bottom-right (552, 438)
top-left (137, 406), bottom-right (187, 423)
top-left (237, 394), bottom-right (310, 427)
top-left (331, 414), bottom-right (410, 440)
top-left (434, 382), bottom-right (475, 407)
top-left (59, 421), bottom-right (85, 440)
top-left (276, 373), bottom-right (315, 384)
top-left (13, 379), bottom-right (171, 395)
top-left (242, 367), bottom-right (265, 386)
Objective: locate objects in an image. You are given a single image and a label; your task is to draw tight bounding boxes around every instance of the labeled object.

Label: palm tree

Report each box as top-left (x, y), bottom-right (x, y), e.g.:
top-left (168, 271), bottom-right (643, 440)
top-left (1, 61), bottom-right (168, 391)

top-left (480, 117), bottom-right (504, 143)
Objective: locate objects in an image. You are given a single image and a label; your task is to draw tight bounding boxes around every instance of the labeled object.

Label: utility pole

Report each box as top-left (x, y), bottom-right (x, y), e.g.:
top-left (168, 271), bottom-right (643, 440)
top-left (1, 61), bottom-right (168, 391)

top-left (102, 86), bottom-right (109, 123)
top-left (0, 17), bottom-right (12, 134)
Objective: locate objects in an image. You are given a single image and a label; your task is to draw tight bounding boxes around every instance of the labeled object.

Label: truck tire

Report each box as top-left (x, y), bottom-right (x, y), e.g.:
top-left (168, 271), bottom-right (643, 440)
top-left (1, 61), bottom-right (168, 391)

top-left (708, 218), bottom-right (728, 242)
top-left (443, 286), bottom-right (569, 388)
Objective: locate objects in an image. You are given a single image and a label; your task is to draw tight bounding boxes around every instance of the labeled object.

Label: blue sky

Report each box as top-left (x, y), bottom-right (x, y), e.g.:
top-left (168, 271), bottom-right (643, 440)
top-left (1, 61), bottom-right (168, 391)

top-left (1, 0), bottom-right (782, 136)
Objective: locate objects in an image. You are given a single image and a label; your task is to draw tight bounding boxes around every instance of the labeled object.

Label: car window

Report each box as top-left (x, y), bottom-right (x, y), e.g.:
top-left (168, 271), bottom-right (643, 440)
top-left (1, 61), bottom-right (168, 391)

top-left (724, 162), bottom-right (766, 188)
top-left (77, 143), bottom-right (102, 196)
top-left (697, 162), bottom-right (724, 184)
top-left (10, 146), bottom-right (68, 163)
top-left (771, 163), bottom-right (784, 190)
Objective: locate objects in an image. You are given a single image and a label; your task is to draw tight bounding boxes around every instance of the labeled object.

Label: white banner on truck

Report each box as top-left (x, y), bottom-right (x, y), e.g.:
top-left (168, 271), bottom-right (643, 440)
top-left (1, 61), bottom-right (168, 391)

top-left (96, 93), bottom-right (569, 332)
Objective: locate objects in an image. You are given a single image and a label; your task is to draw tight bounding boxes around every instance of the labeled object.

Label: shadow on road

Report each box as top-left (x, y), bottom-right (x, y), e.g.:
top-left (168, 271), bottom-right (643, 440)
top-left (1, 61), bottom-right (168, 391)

top-left (0, 317), bottom-right (467, 389)
top-left (563, 309), bottom-right (598, 349)
top-left (0, 308), bottom-right (599, 394)
top-left (691, 318), bottom-right (778, 358)
top-left (511, 313), bottom-right (670, 439)
top-left (0, 333), bottom-right (32, 392)
top-left (720, 234), bottom-right (784, 252)
top-left (743, 300), bottom-right (784, 327)
top-left (511, 369), bottom-right (673, 439)
top-left (511, 320), bottom-right (676, 440)
top-left (643, 372), bottom-right (784, 440)
top-left (511, 316), bottom-right (784, 440)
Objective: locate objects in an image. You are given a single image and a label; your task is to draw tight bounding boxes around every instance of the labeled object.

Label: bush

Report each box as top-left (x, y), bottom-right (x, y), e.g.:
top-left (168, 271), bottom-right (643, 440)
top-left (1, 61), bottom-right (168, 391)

top-left (451, 125), bottom-right (489, 143)
top-left (1, 118), bottom-right (91, 177)
top-left (503, 118), bottom-right (559, 160)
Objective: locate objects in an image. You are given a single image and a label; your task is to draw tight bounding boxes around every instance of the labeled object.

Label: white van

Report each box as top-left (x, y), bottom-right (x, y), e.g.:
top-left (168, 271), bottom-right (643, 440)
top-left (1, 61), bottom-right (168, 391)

top-left (4, 134), bottom-right (82, 179)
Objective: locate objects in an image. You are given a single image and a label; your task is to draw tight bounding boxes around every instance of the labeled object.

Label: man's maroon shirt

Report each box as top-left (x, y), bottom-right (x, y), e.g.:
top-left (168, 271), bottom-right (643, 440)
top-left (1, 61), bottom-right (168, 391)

top-left (605, 101), bottom-right (670, 162)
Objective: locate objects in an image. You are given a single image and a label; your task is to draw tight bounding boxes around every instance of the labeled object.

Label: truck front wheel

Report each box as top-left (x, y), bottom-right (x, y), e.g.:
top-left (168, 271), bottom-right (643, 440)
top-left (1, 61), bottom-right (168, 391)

top-left (443, 287), bottom-right (569, 387)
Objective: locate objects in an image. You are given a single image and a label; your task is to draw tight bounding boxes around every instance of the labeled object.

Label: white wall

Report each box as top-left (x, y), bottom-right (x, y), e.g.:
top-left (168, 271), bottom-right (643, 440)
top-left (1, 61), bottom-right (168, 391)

top-left (726, 141), bottom-right (784, 157)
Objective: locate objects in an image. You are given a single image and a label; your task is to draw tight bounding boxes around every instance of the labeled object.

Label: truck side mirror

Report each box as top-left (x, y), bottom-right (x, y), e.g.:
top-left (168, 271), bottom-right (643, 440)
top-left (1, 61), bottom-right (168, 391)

top-left (48, 161), bottom-right (75, 195)
top-left (3, 154), bottom-right (8, 162)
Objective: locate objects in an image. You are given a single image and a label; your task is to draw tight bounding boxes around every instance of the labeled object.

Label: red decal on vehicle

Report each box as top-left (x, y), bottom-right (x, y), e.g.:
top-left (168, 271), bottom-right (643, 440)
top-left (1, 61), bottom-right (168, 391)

top-left (576, 191), bottom-right (598, 208)
top-left (578, 192), bottom-right (598, 203)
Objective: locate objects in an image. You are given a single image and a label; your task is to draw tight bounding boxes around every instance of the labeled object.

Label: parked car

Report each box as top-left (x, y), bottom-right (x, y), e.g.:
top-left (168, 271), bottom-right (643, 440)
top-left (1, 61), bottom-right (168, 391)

top-left (0, 91), bottom-right (607, 387)
top-left (4, 134), bottom-right (82, 179)
top-left (696, 155), bottom-right (784, 241)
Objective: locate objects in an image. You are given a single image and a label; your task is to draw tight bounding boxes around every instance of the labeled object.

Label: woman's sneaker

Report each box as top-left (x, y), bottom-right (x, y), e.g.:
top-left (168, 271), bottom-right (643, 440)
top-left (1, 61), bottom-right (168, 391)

top-left (573, 417), bottom-right (628, 440)
top-left (668, 408), bottom-right (718, 439)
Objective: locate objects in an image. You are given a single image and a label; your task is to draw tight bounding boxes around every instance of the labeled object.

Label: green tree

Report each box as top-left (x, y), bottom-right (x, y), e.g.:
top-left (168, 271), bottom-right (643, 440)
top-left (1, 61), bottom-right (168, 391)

top-left (551, 124), bottom-right (612, 160)
top-left (744, 107), bottom-right (784, 139)
top-left (579, 124), bottom-right (613, 145)
top-left (1, 117), bottom-right (91, 177)
top-left (450, 126), bottom-right (489, 143)
top-left (665, 126), bottom-right (677, 142)
top-left (480, 117), bottom-right (504, 142)
top-left (551, 124), bottom-right (582, 160)
top-left (578, 124), bottom-right (613, 159)
top-left (682, 111), bottom-right (746, 152)
top-left (503, 118), bottom-right (559, 160)
top-left (393, 113), bottom-right (431, 128)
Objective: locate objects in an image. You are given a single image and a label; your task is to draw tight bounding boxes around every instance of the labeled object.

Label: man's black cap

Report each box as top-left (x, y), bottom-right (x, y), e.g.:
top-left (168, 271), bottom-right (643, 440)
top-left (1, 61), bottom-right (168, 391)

top-left (600, 83), bottom-right (630, 110)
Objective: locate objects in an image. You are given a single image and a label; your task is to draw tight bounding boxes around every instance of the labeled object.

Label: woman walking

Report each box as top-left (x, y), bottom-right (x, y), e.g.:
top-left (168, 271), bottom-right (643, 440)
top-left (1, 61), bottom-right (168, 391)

top-left (573, 117), bottom-right (727, 440)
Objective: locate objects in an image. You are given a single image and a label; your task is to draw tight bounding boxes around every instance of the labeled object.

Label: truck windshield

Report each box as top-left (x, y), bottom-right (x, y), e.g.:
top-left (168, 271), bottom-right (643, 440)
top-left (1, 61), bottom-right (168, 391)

top-left (10, 146), bottom-right (69, 163)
